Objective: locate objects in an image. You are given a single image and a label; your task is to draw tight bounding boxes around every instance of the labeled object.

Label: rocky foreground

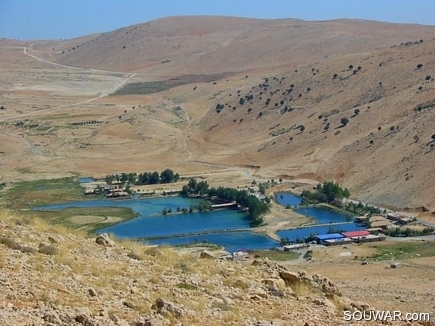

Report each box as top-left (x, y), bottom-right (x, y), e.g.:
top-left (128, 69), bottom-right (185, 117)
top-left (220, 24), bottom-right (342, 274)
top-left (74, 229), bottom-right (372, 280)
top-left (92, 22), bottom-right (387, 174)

top-left (0, 212), bottom-right (431, 325)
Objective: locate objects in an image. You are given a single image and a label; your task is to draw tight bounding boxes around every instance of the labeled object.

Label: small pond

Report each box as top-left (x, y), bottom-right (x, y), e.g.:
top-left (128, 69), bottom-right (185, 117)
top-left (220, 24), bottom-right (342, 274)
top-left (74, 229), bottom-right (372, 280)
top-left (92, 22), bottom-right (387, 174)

top-left (79, 177), bottom-right (94, 183)
top-left (295, 206), bottom-right (353, 224)
top-left (275, 192), bottom-right (302, 207)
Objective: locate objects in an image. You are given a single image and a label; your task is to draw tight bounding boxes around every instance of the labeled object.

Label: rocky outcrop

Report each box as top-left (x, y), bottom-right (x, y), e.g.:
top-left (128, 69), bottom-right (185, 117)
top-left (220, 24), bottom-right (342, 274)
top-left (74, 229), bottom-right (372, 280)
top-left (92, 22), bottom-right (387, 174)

top-left (279, 270), bottom-right (341, 296)
top-left (151, 298), bottom-right (185, 318)
top-left (95, 233), bottom-right (115, 247)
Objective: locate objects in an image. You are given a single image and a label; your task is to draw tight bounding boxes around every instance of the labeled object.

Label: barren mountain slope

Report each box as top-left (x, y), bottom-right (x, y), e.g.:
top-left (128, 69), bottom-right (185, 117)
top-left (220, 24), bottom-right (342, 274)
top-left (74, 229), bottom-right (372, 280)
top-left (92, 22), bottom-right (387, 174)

top-left (30, 16), bottom-right (435, 74)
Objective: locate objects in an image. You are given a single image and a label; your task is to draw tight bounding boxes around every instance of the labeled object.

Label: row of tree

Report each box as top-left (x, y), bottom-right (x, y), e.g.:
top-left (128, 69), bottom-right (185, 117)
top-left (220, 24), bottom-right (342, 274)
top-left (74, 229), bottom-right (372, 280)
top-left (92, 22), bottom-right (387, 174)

top-left (105, 169), bottom-right (180, 185)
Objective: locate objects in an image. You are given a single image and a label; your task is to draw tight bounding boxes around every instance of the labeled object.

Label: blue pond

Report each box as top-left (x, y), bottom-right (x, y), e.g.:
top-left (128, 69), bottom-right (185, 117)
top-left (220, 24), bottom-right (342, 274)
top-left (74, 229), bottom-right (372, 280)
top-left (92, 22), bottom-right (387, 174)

top-left (275, 192), bottom-right (302, 207)
top-left (79, 177), bottom-right (94, 183)
top-left (295, 206), bottom-right (353, 224)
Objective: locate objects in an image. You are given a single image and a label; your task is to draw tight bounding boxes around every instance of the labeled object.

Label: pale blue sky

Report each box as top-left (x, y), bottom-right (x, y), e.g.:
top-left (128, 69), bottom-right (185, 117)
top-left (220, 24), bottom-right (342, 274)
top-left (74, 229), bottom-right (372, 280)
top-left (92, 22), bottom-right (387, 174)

top-left (1, 0), bottom-right (434, 40)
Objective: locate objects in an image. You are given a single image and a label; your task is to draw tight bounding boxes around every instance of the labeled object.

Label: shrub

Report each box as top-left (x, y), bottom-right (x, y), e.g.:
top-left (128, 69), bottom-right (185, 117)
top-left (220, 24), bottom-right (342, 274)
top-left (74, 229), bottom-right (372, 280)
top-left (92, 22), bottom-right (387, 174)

top-left (39, 245), bottom-right (58, 256)
top-left (0, 237), bottom-right (22, 250)
top-left (127, 252), bottom-right (142, 260)
top-left (426, 76), bottom-right (431, 82)
top-left (417, 63), bottom-right (423, 69)
top-left (340, 117), bottom-right (349, 126)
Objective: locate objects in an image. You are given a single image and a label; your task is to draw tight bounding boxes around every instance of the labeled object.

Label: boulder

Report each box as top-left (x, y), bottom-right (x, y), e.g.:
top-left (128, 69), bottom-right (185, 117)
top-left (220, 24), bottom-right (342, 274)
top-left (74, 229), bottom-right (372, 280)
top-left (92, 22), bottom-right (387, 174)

top-left (151, 298), bottom-right (183, 318)
top-left (95, 233), bottom-right (115, 247)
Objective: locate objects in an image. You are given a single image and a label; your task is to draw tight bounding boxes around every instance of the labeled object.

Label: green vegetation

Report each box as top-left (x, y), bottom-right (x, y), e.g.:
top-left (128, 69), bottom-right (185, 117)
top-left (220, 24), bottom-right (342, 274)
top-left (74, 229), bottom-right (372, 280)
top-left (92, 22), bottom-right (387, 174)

top-left (301, 181), bottom-right (350, 205)
top-left (3, 177), bottom-right (85, 209)
top-left (303, 250), bottom-right (313, 260)
top-left (340, 117), bottom-right (349, 126)
top-left (344, 201), bottom-right (381, 215)
top-left (269, 126), bottom-right (294, 137)
top-left (113, 73), bottom-right (229, 95)
top-left (181, 178), bottom-right (269, 226)
top-left (250, 250), bottom-right (299, 261)
top-left (105, 169), bottom-right (180, 186)
top-left (177, 282), bottom-right (197, 291)
top-left (366, 241), bottom-right (435, 261)
top-left (383, 227), bottom-right (434, 237)
top-left (33, 207), bottom-right (139, 233)
top-left (414, 99), bottom-right (435, 112)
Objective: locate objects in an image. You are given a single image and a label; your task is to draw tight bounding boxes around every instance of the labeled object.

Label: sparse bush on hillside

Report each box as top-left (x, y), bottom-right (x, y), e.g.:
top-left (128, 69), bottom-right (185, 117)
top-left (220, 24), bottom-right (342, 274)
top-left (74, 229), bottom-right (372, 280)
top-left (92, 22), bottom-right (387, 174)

top-left (340, 117), bottom-right (349, 126)
top-left (239, 98), bottom-right (245, 105)
top-left (39, 245), bottom-right (58, 256)
top-left (349, 64), bottom-right (353, 70)
top-left (354, 109), bottom-right (360, 116)
top-left (416, 63), bottom-right (423, 69)
top-left (426, 75), bottom-right (431, 82)
top-left (333, 73), bottom-right (338, 79)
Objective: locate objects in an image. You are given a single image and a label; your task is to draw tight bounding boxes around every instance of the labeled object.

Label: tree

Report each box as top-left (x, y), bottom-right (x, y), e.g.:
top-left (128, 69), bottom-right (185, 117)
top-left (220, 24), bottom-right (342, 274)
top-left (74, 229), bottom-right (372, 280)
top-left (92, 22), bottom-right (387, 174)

top-left (160, 169), bottom-right (174, 183)
top-left (149, 171), bottom-right (160, 184)
top-left (431, 134), bottom-right (435, 141)
top-left (333, 73), bottom-right (338, 79)
top-left (354, 108), bottom-right (360, 116)
top-left (349, 64), bottom-right (353, 70)
top-left (239, 98), bottom-right (245, 105)
top-left (341, 117), bottom-right (349, 126)
top-left (416, 63), bottom-right (423, 69)
top-left (187, 178), bottom-right (197, 192)
top-left (299, 125), bottom-right (305, 132)
top-left (426, 75), bottom-right (431, 82)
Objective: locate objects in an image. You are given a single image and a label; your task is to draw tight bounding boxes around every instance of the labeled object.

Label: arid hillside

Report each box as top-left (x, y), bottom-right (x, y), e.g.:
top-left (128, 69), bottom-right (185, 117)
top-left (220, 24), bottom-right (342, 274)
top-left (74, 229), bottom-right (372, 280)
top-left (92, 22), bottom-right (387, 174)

top-left (30, 16), bottom-right (435, 74)
top-left (0, 16), bottom-right (434, 213)
top-left (0, 211), bottom-right (432, 326)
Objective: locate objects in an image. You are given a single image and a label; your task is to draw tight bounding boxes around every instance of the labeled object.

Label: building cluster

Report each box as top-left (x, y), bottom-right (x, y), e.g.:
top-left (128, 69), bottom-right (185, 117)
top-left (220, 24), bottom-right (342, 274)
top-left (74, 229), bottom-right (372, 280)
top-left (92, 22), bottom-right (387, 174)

top-left (84, 183), bottom-right (128, 198)
top-left (355, 213), bottom-right (415, 232)
top-left (314, 230), bottom-right (386, 246)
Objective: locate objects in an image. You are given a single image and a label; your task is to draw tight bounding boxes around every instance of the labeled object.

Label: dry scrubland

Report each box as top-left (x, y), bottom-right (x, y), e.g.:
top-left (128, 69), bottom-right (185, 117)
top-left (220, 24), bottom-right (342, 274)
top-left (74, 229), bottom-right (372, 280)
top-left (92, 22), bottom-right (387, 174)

top-left (1, 211), bottom-right (433, 326)
top-left (1, 16), bottom-right (435, 324)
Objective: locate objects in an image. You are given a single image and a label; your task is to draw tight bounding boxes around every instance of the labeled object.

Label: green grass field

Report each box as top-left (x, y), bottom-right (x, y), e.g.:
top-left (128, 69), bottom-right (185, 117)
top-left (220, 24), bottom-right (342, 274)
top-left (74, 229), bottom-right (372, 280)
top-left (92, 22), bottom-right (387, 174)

top-left (367, 241), bottom-right (435, 261)
top-left (3, 177), bottom-right (86, 208)
top-left (33, 206), bottom-right (139, 233)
